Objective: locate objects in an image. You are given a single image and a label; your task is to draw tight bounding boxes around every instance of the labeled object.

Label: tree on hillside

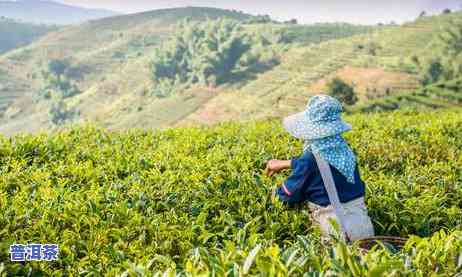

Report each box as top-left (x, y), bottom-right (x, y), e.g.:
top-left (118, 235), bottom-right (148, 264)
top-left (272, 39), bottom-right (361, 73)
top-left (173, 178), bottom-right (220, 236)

top-left (41, 59), bottom-right (81, 100)
top-left (411, 55), bottom-right (420, 68)
top-left (435, 21), bottom-right (461, 79)
top-left (327, 78), bottom-right (358, 105)
top-left (422, 59), bottom-right (444, 85)
top-left (419, 11), bottom-right (426, 18)
top-left (151, 19), bottom-right (281, 97)
top-left (48, 99), bottom-right (80, 126)
top-left (415, 20), bottom-right (462, 85)
top-left (285, 19), bottom-right (298, 24)
top-left (249, 15), bottom-right (272, 24)
top-left (152, 19), bottom-right (251, 87)
top-left (443, 8), bottom-right (452, 14)
top-left (48, 59), bottom-right (70, 81)
top-left (438, 23), bottom-right (462, 75)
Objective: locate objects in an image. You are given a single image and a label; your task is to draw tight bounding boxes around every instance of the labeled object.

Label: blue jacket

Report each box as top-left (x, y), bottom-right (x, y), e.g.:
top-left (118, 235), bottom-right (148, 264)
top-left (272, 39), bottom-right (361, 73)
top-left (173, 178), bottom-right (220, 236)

top-left (276, 151), bottom-right (366, 207)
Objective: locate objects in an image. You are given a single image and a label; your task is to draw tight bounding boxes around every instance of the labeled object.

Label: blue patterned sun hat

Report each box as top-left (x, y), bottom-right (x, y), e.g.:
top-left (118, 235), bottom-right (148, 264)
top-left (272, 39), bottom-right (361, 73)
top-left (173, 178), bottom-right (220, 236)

top-left (283, 95), bottom-right (351, 140)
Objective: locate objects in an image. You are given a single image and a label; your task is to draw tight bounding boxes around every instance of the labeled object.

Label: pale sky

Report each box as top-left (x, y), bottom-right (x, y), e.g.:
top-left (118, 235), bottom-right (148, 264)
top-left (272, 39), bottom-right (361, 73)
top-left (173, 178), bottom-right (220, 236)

top-left (55, 0), bottom-right (461, 24)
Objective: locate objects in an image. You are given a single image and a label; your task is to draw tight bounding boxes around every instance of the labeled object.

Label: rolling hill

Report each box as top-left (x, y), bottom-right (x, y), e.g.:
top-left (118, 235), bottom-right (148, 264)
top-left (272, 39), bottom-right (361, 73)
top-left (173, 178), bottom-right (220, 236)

top-left (0, 0), bottom-right (119, 25)
top-left (179, 13), bottom-right (462, 126)
top-left (0, 8), bottom-right (460, 136)
top-left (0, 7), bottom-right (372, 135)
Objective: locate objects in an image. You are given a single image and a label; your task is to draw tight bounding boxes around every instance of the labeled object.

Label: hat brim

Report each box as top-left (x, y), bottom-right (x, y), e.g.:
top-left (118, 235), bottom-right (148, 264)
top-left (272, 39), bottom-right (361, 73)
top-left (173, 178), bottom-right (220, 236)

top-left (283, 112), bottom-right (352, 140)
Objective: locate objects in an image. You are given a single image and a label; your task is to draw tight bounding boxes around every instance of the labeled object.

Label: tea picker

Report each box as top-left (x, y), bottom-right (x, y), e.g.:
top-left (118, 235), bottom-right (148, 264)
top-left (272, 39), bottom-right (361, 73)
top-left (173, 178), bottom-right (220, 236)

top-left (266, 95), bottom-right (406, 249)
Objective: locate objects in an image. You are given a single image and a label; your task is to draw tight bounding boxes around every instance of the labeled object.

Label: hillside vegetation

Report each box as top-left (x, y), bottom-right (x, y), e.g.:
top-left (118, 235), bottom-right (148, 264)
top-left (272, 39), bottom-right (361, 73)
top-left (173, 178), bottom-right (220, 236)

top-left (0, 8), bottom-right (461, 135)
top-left (180, 12), bottom-right (462, 125)
top-left (1, 109), bottom-right (461, 275)
top-left (0, 8), bottom-right (251, 131)
top-left (0, 7), bottom-right (373, 135)
top-left (0, 17), bottom-right (57, 54)
top-left (353, 77), bottom-right (462, 112)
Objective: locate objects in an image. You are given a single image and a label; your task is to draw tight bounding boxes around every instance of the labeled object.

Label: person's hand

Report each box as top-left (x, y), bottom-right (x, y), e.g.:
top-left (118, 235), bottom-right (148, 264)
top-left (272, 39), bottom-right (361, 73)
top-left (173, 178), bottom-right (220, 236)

top-left (265, 160), bottom-right (291, 176)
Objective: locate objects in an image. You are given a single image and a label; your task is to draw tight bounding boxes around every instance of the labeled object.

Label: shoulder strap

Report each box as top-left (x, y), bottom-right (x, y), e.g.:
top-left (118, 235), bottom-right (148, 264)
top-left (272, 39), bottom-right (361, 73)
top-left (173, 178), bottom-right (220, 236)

top-left (313, 152), bottom-right (351, 242)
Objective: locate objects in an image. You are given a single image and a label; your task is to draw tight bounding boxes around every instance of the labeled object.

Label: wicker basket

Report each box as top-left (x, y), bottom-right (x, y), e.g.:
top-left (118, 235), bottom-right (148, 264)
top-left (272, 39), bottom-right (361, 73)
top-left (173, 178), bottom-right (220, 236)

top-left (356, 236), bottom-right (407, 251)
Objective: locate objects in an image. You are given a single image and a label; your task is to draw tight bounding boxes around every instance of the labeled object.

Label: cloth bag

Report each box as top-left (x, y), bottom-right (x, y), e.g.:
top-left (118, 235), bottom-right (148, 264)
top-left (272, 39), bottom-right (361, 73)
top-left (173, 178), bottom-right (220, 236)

top-left (311, 152), bottom-right (375, 241)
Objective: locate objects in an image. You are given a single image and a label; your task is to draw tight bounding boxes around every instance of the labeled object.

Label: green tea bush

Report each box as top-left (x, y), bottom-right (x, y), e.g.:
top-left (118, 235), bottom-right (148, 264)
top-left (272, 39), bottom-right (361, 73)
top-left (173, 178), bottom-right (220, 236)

top-left (0, 109), bottom-right (461, 275)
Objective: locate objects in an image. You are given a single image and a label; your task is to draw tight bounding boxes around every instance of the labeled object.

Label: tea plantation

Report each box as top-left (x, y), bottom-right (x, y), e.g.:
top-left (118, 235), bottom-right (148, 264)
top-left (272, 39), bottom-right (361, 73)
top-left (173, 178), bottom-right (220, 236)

top-left (0, 109), bottom-right (461, 275)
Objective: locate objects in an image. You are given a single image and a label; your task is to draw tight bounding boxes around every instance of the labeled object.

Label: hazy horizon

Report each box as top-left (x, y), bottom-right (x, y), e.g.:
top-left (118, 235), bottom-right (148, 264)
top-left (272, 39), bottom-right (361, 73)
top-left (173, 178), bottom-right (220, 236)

top-left (51, 0), bottom-right (462, 24)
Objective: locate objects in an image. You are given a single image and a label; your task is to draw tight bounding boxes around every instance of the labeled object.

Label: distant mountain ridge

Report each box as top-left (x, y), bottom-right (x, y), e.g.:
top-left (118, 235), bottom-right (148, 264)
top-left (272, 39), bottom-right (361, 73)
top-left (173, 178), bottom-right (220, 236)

top-left (0, 0), bottom-right (119, 25)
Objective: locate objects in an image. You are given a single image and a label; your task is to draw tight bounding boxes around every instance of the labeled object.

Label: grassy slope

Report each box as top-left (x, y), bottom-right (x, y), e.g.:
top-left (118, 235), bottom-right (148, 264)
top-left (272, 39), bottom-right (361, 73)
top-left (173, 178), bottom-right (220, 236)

top-left (0, 7), bottom-right (372, 135)
top-left (1, 10), bottom-right (461, 135)
top-left (0, 7), bottom-right (255, 134)
top-left (180, 12), bottom-right (462, 126)
top-left (1, 109), bottom-right (461, 275)
top-left (0, 7), bottom-right (253, 93)
top-left (352, 77), bottom-right (462, 112)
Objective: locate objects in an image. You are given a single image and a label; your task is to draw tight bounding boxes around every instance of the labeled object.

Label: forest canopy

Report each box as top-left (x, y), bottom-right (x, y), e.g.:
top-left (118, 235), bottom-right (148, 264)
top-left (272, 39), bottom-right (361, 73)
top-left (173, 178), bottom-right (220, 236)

top-left (150, 19), bottom-right (282, 97)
